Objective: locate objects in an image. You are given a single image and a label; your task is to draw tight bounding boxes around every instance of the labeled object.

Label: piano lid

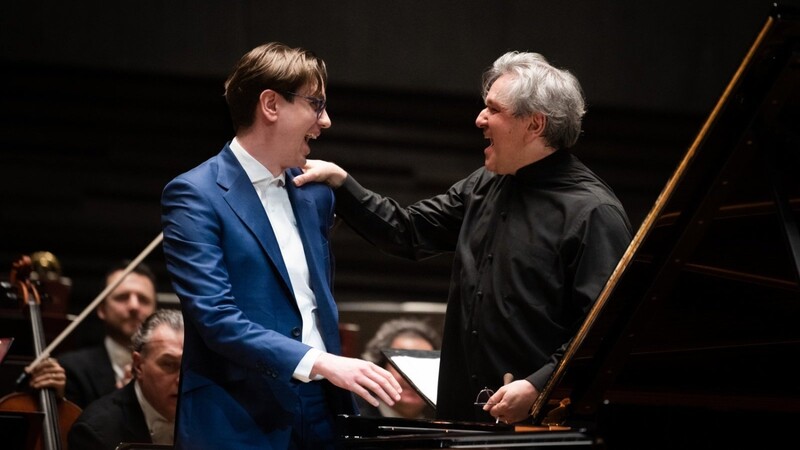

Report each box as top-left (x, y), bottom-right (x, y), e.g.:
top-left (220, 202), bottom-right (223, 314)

top-left (534, 4), bottom-right (800, 424)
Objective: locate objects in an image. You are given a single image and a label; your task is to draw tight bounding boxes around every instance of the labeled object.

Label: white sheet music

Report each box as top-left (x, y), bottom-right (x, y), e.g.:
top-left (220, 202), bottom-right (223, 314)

top-left (389, 353), bottom-right (440, 407)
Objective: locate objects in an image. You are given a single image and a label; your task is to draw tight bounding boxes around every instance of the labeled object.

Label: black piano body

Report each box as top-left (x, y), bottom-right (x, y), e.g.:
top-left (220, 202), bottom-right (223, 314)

top-left (337, 415), bottom-right (596, 448)
top-left (339, 4), bottom-right (800, 449)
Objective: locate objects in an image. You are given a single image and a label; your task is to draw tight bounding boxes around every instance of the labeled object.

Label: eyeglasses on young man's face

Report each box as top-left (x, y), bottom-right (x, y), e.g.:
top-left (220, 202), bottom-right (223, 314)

top-left (282, 91), bottom-right (327, 119)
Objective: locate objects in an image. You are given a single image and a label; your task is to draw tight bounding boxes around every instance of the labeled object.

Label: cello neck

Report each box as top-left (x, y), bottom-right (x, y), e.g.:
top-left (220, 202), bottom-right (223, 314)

top-left (18, 259), bottom-right (63, 450)
top-left (37, 379), bottom-right (63, 450)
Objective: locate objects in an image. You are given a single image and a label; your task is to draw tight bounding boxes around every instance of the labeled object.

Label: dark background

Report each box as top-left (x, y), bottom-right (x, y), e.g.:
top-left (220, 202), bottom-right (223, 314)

top-left (1, 0), bottom-right (795, 350)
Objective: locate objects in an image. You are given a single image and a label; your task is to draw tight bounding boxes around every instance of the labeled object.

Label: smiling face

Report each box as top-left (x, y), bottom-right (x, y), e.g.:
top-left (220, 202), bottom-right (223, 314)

top-left (132, 323), bottom-right (183, 421)
top-left (475, 74), bottom-right (533, 175)
top-left (269, 83), bottom-right (330, 174)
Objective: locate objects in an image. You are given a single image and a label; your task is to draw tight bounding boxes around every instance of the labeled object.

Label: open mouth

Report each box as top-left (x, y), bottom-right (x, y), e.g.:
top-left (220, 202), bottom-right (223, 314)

top-left (305, 133), bottom-right (318, 143)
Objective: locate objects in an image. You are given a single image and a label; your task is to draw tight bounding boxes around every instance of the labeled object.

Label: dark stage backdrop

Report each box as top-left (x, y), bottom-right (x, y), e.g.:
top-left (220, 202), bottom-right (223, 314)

top-left (0, 0), bottom-right (793, 350)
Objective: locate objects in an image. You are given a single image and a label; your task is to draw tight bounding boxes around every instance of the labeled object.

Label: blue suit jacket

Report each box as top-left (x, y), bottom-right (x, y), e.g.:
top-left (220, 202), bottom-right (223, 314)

top-left (161, 144), bottom-right (354, 449)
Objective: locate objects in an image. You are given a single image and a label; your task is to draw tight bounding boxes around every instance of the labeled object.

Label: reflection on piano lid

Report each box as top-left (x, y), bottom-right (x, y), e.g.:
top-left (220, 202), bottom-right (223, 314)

top-left (339, 4), bottom-right (800, 449)
top-left (337, 415), bottom-right (595, 449)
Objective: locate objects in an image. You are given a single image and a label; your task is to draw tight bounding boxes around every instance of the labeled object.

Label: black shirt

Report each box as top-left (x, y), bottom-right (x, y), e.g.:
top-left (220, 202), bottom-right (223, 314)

top-left (335, 150), bottom-right (632, 422)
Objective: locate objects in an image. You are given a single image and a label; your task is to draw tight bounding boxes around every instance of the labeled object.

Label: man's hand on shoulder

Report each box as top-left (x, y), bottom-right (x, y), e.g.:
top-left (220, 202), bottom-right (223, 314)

top-left (294, 160), bottom-right (348, 188)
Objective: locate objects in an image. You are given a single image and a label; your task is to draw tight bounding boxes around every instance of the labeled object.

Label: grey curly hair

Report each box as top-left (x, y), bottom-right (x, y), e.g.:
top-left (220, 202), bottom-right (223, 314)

top-left (131, 308), bottom-right (184, 353)
top-left (362, 318), bottom-right (441, 368)
top-left (482, 51), bottom-right (586, 150)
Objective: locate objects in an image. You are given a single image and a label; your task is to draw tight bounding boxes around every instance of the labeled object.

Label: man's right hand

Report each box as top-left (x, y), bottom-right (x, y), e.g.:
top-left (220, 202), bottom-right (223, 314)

top-left (311, 353), bottom-right (402, 407)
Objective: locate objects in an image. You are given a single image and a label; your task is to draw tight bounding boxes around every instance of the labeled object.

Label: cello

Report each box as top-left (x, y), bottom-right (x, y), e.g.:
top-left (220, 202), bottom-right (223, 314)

top-left (0, 255), bottom-right (82, 450)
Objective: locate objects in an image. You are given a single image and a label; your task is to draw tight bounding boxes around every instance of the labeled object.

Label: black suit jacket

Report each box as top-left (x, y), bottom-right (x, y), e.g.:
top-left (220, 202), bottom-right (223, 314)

top-left (68, 381), bottom-right (152, 450)
top-left (59, 343), bottom-right (117, 409)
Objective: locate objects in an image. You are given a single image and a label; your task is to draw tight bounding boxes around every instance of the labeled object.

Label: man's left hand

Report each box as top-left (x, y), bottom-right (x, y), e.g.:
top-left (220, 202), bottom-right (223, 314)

top-left (483, 380), bottom-right (538, 424)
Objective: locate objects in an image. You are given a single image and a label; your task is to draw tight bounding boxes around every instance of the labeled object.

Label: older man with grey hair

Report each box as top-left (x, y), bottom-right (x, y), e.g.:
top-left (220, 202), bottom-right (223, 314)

top-left (69, 309), bottom-right (184, 449)
top-left (296, 51), bottom-right (633, 424)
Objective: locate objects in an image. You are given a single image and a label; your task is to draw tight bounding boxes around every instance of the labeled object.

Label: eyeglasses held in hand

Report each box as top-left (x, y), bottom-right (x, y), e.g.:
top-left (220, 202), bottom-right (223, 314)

top-left (282, 91), bottom-right (327, 119)
top-left (473, 387), bottom-right (496, 406)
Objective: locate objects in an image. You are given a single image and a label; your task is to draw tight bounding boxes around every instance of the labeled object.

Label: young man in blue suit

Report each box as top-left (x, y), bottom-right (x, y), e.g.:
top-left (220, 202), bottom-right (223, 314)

top-left (161, 42), bottom-right (401, 450)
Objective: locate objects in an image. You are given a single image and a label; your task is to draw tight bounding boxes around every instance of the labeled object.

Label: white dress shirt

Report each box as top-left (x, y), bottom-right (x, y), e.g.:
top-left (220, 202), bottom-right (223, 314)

top-left (104, 336), bottom-right (132, 388)
top-left (230, 138), bottom-right (325, 381)
top-left (134, 381), bottom-right (174, 445)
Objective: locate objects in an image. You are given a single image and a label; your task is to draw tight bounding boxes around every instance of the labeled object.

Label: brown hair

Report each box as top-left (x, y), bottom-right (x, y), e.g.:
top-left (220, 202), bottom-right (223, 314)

top-left (224, 42), bottom-right (328, 132)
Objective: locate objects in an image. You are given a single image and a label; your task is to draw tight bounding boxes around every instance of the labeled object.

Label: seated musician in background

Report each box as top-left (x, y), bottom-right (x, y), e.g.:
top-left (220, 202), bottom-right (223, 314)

top-left (58, 261), bottom-right (157, 408)
top-left (360, 318), bottom-right (441, 420)
top-left (68, 308), bottom-right (183, 449)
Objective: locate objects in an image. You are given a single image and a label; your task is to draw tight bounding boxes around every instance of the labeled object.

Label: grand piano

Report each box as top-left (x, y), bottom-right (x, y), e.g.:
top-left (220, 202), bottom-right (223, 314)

top-left (338, 4), bottom-right (800, 449)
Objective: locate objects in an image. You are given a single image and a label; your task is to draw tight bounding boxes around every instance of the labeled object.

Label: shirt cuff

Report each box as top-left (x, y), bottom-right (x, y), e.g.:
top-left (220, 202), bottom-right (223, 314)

top-left (293, 348), bottom-right (324, 382)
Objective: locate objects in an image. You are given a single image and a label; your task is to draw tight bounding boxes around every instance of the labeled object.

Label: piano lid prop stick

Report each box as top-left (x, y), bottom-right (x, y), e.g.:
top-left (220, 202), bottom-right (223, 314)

top-left (497, 373), bottom-right (514, 424)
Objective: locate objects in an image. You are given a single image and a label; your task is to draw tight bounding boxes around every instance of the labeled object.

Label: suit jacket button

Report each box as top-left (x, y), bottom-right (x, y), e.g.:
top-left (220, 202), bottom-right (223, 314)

top-left (291, 327), bottom-right (302, 337)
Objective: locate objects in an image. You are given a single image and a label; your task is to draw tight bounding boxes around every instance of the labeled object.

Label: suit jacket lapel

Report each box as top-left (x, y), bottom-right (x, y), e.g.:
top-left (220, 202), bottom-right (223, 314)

top-left (285, 171), bottom-right (341, 354)
top-left (215, 149), bottom-right (340, 352)
top-left (93, 345), bottom-right (119, 396)
top-left (216, 146), bottom-right (294, 293)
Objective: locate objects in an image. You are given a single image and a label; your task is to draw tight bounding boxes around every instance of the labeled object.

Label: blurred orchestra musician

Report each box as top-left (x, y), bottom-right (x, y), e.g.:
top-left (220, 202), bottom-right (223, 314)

top-left (69, 308), bottom-right (184, 449)
top-left (0, 252), bottom-right (79, 450)
top-left (57, 261), bottom-right (158, 409)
